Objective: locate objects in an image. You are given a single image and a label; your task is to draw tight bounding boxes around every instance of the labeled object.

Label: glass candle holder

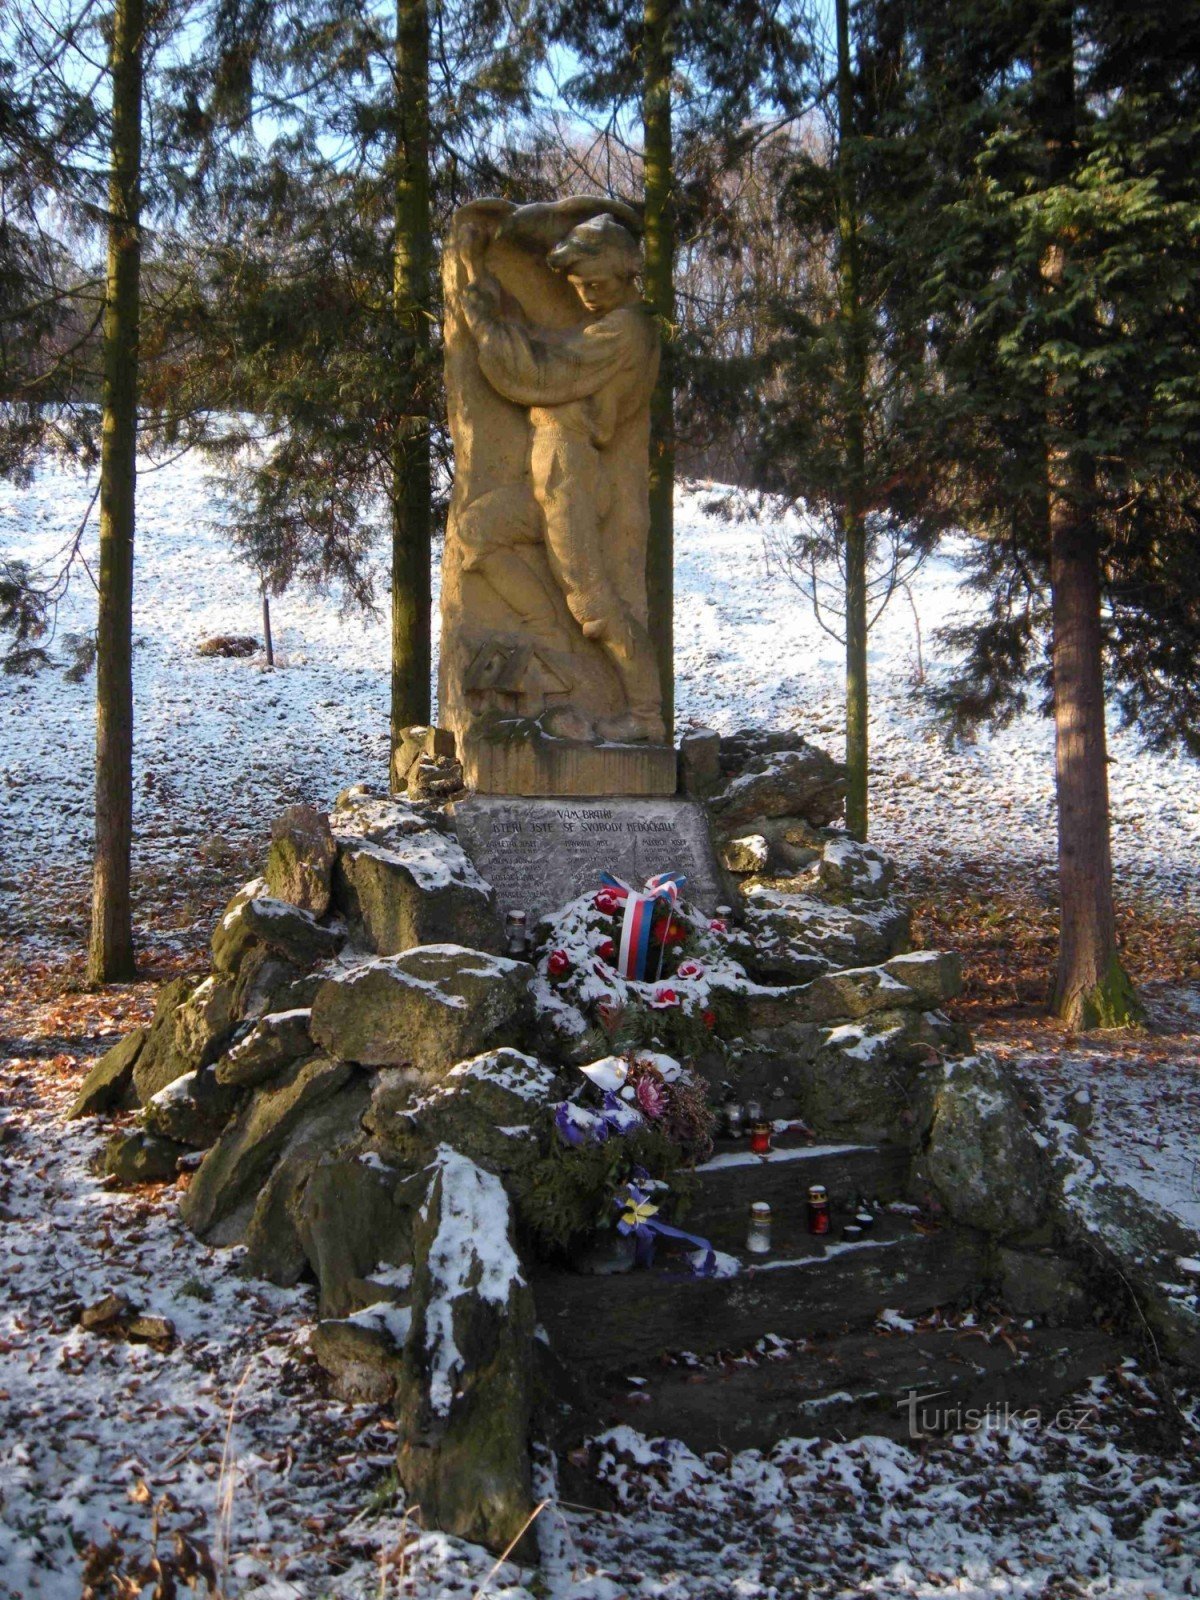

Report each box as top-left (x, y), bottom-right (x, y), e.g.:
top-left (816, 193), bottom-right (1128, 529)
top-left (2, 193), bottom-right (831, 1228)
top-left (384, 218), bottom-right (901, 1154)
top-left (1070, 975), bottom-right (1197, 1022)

top-left (747, 1202), bottom-right (772, 1254)
top-left (749, 1120), bottom-right (771, 1155)
top-left (504, 910), bottom-right (529, 959)
top-left (807, 1184), bottom-right (830, 1235)
top-left (724, 1101), bottom-right (745, 1138)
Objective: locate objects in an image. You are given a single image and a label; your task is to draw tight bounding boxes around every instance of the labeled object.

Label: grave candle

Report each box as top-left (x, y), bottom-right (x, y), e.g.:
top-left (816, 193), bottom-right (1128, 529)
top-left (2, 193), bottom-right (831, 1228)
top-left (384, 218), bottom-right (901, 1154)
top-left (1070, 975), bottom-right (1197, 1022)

top-left (746, 1202), bottom-right (772, 1254)
top-left (807, 1184), bottom-right (830, 1235)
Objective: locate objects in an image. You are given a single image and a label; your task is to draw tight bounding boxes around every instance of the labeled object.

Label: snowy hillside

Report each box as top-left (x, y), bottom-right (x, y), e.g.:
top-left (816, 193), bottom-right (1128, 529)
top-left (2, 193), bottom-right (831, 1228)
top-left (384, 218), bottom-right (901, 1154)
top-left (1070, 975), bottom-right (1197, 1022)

top-left (2, 449), bottom-right (1198, 956)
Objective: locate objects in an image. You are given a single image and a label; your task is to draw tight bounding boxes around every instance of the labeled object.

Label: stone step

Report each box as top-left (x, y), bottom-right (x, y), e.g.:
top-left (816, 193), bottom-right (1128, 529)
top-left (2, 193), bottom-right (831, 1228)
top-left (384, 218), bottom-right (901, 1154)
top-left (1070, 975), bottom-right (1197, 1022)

top-left (685, 1133), bottom-right (910, 1253)
top-left (583, 1324), bottom-right (1124, 1454)
top-left (533, 1218), bottom-right (987, 1376)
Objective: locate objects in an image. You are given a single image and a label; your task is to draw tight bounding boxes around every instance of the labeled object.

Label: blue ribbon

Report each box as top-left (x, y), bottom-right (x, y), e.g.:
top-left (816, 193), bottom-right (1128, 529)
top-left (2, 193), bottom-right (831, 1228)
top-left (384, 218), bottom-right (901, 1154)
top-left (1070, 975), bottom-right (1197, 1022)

top-left (614, 1182), bottom-right (717, 1278)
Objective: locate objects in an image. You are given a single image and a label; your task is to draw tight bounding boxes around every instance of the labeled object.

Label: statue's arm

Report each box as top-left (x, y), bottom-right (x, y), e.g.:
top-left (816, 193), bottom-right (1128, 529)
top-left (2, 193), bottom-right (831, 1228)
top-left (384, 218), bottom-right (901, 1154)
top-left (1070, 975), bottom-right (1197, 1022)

top-left (462, 289), bottom-right (629, 407)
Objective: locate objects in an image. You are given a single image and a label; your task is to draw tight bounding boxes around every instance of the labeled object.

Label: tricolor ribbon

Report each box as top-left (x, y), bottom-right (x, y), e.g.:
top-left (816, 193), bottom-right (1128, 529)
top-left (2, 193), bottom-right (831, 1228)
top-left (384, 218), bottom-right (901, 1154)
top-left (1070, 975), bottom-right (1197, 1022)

top-left (614, 1182), bottom-right (717, 1277)
top-left (599, 871), bottom-right (687, 982)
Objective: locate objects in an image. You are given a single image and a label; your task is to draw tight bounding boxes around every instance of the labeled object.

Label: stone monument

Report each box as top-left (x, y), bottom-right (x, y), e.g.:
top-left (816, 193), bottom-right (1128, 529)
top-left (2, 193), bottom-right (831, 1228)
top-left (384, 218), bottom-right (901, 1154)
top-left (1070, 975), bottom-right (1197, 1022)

top-left (439, 196), bottom-right (676, 796)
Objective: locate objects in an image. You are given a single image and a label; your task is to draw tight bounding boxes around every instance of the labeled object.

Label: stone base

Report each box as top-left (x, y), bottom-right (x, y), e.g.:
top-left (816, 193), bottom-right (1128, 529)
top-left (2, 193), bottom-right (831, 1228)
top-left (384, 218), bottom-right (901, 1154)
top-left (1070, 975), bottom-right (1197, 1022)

top-left (461, 723), bottom-right (677, 797)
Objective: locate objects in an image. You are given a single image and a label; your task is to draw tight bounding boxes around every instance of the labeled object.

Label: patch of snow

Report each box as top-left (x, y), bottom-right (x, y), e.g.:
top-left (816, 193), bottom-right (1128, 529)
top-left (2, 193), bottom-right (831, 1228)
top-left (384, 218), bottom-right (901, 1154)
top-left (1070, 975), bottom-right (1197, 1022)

top-left (421, 1145), bottom-right (525, 1418)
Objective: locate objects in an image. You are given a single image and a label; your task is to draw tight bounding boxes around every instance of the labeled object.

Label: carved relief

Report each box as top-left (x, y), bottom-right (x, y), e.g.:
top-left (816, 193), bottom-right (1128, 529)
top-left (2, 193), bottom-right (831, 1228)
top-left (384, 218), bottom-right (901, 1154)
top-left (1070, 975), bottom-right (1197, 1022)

top-left (439, 197), bottom-right (666, 773)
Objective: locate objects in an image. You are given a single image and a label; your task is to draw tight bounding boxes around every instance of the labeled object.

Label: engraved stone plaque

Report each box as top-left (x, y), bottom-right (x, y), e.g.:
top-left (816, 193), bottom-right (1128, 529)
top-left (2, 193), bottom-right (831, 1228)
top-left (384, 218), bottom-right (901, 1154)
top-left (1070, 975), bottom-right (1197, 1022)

top-left (452, 795), bottom-right (726, 923)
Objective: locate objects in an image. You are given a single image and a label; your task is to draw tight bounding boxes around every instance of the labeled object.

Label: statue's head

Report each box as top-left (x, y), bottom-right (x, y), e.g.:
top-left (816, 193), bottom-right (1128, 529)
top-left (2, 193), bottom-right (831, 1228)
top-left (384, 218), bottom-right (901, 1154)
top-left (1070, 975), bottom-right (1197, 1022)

top-left (548, 214), bottom-right (641, 316)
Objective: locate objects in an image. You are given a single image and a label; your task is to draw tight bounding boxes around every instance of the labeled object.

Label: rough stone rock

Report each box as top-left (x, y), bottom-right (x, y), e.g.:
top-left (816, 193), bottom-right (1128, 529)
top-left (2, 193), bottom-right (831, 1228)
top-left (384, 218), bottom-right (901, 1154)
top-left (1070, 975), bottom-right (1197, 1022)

top-left (142, 1066), bottom-right (243, 1149)
top-left (211, 879), bottom-right (344, 976)
top-left (69, 1029), bottom-right (145, 1118)
top-left (408, 755), bottom-right (465, 802)
top-left (334, 828), bottom-right (503, 957)
top-left (678, 728), bottom-right (722, 797)
top-left (390, 726), bottom-right (430, 793)
top-left (173, 973), bottom-right (239, 1068)
top-left (104, 1129), bottom-right (188, 1184)
top-left (881, 950), bottom-right (963, 1009)
top-left (711, 734), bottom-right (847, 828)
top-left (744, 963), bottom-right (919, 1031)
top-left (721, 834), bottom-right (770, 875)
top-left (310, 945), bottom-right (532, 1074)
top-left (215, 1009), bottom-right (313, 1088)
top-left (331, 788), bottom-right (444, 846)
top-left (742, 885), bottom-right (911, 968)
top-left (231, 947), bottom-right (314, 1022)
top-left (817, 838), bottom-right (896, 902)
top-left (395, 1147), bottom-right (536, 1554)
top-left (79, 1292), bottom-right (136, 1332)
top-left (296, 1150), bottom-right (420, 1317)
top-left (919, 1054), bottom-right (1050, 1237)
top-left (132, 977), bottom-right (201, 1104)
top-left (310, 1305), bottom-right (412, 1402)
top-left (995, 1246), bottom-right (1091, 1325)
top-left (266, 804), bottom-right (337, 916)
top-left (1046, 1120), bottom-right (1200, 1367)
top-left (240, 1078), bottom-right (373, 1288)
top-left (180, 1055), bottom-right (353, 1241)
top-left (369, 1048), bottom-right (558, 1174)
top-left (800, 1019), bottom-right (919, 1139)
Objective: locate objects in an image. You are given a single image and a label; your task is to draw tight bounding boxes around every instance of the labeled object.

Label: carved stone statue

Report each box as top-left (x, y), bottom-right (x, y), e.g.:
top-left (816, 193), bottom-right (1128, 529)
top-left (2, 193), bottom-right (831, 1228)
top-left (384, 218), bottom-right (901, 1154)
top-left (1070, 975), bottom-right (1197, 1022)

top-left (439, 197), bottom-right (675, 796)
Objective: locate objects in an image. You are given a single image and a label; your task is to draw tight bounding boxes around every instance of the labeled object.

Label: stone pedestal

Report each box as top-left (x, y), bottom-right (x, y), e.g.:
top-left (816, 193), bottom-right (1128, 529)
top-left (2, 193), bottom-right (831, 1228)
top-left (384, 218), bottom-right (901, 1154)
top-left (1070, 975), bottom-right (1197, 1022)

top-left (461, 720), bottom-right (676, 798)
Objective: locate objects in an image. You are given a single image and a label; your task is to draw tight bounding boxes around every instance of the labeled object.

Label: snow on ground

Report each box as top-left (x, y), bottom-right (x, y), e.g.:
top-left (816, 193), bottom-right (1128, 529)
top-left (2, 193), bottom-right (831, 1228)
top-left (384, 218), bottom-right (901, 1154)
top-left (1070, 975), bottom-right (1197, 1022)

top-left (2, 457), bottom-right (1199, 962)
top-left (3, 453), bottom-right (1200, 1597)
top-left (3, 1055), bottom-right (1200, 1599)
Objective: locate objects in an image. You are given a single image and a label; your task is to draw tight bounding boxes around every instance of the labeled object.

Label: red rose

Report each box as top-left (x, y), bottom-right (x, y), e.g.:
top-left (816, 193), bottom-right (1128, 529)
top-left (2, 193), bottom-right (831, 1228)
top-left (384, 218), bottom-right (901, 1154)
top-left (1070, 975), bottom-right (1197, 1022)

top-left (650, 986), bottom-right (679, 1008)
top-left (677, 959), bottom-right (703, 979)
top-left (709, 917), bottom-right (728, 934)
top-left (594, 890), bottom-right (621, 916)
top-left (598, 937), bottom-right (615, 960)
top-left (547, 949), bottom-right (571, 978)
top-left (702, 1008), bottom-right (717, 1031)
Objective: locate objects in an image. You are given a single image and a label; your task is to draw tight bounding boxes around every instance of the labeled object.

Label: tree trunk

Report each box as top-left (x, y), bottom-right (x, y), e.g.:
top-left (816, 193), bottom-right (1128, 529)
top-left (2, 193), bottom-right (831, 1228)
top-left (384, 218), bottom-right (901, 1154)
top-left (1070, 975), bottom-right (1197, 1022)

top-left (1047, 468), bottom-right (1139, 1027)
top-left (389, 0), bottom-right (433, 789)
top-left (88, 0), bottom-right (144, 985)
top-left (643, 0), bottom-right (675, 739)
top-left (262, 585), bottom-right (274, 668)
top-left (1033, 1), bottom-right (1139, 1028)
top-left (836, 0), bottom-right (869, 841)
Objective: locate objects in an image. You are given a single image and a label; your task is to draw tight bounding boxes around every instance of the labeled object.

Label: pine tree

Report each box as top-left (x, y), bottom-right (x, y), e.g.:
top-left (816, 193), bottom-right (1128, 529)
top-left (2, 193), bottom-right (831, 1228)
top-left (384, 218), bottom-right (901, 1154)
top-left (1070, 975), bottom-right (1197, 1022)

top-left (541, 0), bottom-right (810, 734)
top-left (871, 0), bottom-right (1200, 1026)
top-left (167, 0), bottom-right (543, 785)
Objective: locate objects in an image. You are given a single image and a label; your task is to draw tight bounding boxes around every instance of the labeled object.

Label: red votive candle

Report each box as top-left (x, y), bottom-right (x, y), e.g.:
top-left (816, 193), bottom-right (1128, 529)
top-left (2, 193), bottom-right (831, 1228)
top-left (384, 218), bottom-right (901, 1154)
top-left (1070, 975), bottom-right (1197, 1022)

top-left (750, 1120), bottom-right (771, 1155)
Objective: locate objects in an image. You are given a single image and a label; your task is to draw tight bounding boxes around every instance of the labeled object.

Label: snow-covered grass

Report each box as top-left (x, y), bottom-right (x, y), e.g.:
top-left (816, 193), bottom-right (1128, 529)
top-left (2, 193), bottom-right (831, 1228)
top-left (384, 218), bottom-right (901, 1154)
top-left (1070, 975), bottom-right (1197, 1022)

top-left (2, 456), bottom-right (1199, 963)
top-left (3, 451), bottom-right (1200, 1598)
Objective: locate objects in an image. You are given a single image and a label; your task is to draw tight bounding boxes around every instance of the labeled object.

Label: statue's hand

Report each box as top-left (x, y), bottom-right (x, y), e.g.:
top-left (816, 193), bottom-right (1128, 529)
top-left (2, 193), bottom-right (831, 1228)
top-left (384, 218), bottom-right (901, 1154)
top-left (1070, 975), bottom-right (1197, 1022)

top-left (457, 218), bottom-right (494, 280)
